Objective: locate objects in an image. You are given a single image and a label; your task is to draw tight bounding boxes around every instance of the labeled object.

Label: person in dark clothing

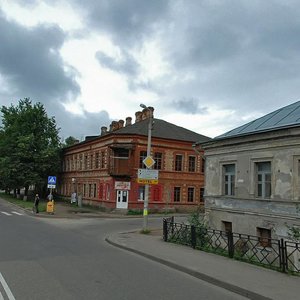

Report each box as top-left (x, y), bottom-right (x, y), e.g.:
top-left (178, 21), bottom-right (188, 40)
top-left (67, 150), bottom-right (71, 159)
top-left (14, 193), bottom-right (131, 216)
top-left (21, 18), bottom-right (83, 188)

top-left (33, 193), bottom-right (40, 213)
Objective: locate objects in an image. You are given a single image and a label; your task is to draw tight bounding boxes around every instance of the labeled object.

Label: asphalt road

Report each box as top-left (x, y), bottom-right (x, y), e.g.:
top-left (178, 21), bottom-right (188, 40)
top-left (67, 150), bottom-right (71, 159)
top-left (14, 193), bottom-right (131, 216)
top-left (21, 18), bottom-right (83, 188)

top-left (0, 199), bottom-right (247, 300)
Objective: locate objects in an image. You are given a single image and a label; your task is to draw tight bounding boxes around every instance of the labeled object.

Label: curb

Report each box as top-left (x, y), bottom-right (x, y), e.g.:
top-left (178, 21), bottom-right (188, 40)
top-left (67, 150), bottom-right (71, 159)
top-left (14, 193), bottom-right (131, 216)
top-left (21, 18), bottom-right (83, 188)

top-left (105, 235), bottom-right (271, 300)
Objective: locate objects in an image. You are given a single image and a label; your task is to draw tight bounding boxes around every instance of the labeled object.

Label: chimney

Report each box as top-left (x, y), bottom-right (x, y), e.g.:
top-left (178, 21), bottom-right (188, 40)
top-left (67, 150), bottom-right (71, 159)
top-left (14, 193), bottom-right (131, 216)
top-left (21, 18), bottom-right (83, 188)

top-left (118, 119), bottom-right (124, 129)
top-left (141, 107), bottom-right (155, 120)
top-left (101, 126), bottom-right (107, 136)
top-left (135, 111), bottom-right (143, 123)
top-left (141, 108), bottom-right (148, 120)
top-left (125, 117), bottom-right (132, 126)
top-left (111, 121), bottom-right (118, 131)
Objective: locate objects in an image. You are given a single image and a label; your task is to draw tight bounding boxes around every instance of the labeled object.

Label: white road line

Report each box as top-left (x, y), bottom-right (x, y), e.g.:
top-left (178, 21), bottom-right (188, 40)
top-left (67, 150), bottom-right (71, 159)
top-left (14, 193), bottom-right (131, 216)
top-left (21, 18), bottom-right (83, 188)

top-left (0, 272), bottom-right (16, 300)
top-left (1, 212), bottom-right (12, 216)
top-left (0, 290), bottom-right (4, 300)
top-left (11, 211), bottom-right (23, 216)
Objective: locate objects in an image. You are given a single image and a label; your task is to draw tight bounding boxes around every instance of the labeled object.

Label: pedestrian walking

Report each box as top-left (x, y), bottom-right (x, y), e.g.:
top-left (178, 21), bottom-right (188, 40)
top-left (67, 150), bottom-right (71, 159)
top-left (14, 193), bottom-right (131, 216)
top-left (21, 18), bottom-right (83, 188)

top-left (33, 193), bottom-right (40, 213)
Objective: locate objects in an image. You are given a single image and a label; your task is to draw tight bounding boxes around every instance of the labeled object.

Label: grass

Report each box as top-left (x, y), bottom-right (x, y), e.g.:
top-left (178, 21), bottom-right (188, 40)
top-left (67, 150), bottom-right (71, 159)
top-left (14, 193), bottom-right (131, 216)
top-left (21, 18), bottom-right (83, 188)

top-left (140, 229), bottom-right (151, 234)
top-left (0, 192), bottom-right (47, 212)
top-left (127, 209), bottom-right (143, 215)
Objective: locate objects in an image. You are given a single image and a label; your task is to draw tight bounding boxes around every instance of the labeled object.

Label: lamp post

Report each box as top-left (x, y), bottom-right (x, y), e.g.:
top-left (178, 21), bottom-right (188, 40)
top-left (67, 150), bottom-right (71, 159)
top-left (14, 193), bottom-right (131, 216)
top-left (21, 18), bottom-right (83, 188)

top-left (140, 103), bottom-right (153, 232)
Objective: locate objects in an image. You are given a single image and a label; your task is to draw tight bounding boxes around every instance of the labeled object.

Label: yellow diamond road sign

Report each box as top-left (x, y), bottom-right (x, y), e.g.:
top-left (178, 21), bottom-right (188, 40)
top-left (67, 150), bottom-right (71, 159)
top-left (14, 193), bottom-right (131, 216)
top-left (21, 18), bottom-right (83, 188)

top-left (143, 156), bottom-right (155, 168)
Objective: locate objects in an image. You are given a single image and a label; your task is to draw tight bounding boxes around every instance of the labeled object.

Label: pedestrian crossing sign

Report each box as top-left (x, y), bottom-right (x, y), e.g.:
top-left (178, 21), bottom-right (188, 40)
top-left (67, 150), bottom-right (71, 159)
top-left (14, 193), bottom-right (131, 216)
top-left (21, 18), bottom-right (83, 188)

top-left (48, 176), bottom-right (56, 185)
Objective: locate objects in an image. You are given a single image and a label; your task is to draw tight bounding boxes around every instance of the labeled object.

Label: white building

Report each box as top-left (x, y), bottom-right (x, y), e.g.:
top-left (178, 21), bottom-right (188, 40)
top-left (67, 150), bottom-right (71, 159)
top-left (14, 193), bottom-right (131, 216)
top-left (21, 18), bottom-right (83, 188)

top-left (200, 101), bottom-right (300, 240)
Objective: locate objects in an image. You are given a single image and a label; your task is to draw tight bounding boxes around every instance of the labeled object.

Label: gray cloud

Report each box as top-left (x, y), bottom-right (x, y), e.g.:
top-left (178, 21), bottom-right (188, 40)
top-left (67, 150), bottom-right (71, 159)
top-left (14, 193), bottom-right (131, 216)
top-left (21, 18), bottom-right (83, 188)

top-left (0, 12), bottom-right (80, 104)
top-left (95, 50), bottom-right (139, 77)
top-left (170, 98), bottom-right (208, 115)
top-left (74, 0), bottom-right (171, 46)
top-left (53, 106), bottom-right (111, 141)
top-left (3, 0), bottom-right (300, 139)
top-left (0, 4), bottom-right (116, 141)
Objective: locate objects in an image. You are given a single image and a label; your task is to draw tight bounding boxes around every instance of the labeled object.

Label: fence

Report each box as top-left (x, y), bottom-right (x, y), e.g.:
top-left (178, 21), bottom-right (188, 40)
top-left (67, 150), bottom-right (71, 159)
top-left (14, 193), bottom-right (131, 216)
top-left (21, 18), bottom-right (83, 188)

top-left (163, 218), bottom-right (300, 275)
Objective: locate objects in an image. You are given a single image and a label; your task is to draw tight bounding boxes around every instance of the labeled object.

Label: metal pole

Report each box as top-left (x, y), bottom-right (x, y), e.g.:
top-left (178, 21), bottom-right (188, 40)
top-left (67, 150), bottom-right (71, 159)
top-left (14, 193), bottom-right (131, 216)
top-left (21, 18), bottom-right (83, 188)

top-left (143, 108), bottom-right (152, 232)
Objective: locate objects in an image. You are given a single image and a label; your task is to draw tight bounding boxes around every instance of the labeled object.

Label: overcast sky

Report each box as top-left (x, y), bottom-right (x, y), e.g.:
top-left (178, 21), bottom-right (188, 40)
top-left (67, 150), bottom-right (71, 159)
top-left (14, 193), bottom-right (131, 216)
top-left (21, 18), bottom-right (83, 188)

top-left (1, 0), bottom-right (300, 140)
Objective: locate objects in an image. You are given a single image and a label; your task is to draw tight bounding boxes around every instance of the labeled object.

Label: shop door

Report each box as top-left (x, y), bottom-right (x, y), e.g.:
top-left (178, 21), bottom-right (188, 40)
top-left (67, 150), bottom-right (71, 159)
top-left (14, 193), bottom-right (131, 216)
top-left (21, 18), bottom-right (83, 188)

top-left (116, 190), bottom-right (128, 209)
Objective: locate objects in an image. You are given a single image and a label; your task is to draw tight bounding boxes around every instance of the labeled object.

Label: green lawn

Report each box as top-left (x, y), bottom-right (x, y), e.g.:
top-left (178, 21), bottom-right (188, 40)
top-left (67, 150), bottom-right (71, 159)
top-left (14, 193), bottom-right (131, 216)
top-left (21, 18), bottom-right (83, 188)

top-left (0, 192), bottom-right (47, 212)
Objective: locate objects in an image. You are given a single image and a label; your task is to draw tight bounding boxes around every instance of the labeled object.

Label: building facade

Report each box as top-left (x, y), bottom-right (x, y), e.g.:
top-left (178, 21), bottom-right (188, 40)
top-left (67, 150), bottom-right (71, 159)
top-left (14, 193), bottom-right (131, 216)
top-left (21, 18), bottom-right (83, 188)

top-left (59, 108), bottom-right (210, 211)
top-left (201, 101), bottom-right (300, 239)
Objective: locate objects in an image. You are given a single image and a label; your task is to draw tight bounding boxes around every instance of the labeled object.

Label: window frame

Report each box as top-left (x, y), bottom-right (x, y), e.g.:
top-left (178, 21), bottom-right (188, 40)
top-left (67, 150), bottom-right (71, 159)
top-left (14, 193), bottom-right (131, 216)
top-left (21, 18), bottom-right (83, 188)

top-left (175, 154), bottom-right (183, 171)
top-left (257, 227), bottom-right (272, 247)
top-left (223, 164), bottom-right (236, 196)
top-left (154, 152), bottom-right (163, 170)
top-left (188, 155), bottom-right (196, 172)
top-left (138, 185), bottom-right (145, 202)
top-left (173, 187), bottom-right (181, 202)
top-left (256, 161), bottom-right (271, 198)
top-left (139, 151), bottom-right (147, 169)
top-left (187, 187), bottom-right (194, 202)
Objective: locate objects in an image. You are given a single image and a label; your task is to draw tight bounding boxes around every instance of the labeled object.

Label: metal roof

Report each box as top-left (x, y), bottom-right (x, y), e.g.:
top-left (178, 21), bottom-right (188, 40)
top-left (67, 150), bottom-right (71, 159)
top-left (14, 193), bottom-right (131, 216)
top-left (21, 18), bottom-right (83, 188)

top-left (216, 101), bottom-right (300, 140)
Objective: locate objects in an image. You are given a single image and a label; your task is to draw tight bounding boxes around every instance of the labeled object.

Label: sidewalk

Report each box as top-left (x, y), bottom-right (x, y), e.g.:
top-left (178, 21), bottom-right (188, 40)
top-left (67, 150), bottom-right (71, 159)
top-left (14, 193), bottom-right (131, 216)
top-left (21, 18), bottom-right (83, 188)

top-left (106, 230), bottom-right (300, 300)
top-left (18, 200), bottom-right (300, 299)
top-left (32, 201), bottom-right (139, 219)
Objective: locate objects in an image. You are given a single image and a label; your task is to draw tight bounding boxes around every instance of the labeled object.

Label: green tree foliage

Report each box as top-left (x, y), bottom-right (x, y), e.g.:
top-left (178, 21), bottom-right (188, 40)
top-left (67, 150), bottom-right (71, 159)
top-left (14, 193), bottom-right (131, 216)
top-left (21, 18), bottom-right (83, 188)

top-left (0, 98), bottom-right (61, 195)
top-left (63, 136), bottom-right (78, 147)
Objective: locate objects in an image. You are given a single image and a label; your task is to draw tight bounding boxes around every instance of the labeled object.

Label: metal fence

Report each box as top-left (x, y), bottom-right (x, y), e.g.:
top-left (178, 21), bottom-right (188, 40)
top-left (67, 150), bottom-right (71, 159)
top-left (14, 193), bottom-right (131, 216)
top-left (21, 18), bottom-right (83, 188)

top-left (163, 218), bottom-right (300, 275)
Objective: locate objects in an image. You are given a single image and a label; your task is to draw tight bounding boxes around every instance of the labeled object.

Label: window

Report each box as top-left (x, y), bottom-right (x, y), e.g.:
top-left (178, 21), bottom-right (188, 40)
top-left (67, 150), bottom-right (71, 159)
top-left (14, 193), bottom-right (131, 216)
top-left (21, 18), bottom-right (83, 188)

top-left (201, 158), bottom-right (205, 173)
top-left (174, 187), bottom-right (181, 202)
top-left (101, 151), bottom-right (105, 168)
top-left (79, 154), bottom-right (83, 170)
top-left (222, 221), bottom-right (232, 233)
top-left (200, 187), bottom-right (204, 203)
top-left (154, 152), bottom-right (162, 170)
top-left (83, 184), bottom-right (86, 197)
top-left (84, 154), bottom-right (88, 170)
top-left (256, 162), bottom-right (271, 198)
top-left (175, 154), bottom-right (183, 171)
top-left (95, 152), bottom-right (99, 168)
top-left (90, 154), bottom-right (93, 169)
top-left (224, 164), bottom-right (235, 196)
top-left (187, 187), bottom-right (194, 202)
top-left (139, 151), bottom-right (147, 168)
top-left (89, 184), bottom-right (92, 197)
top-left (93, 184), bottom-right (97, 198)
top-left (257, 227), bottom-right (271, 247)
top-left (138, 186), bottom-right (145, 201)
top-left (188, 156), bottom-right (196, 172)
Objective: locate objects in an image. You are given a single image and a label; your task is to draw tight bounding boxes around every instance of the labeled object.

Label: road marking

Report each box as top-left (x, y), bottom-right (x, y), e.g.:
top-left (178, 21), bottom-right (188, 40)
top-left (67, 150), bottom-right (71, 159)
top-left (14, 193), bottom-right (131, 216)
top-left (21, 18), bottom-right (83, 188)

top-left (0, 272), bottom-right (16, 300)
top-left (1, 212), bottom-right (12, 216)
top-left (0, 291), bottom-right (4, 300)
top-left (11, 211), bottom-right (23, 216)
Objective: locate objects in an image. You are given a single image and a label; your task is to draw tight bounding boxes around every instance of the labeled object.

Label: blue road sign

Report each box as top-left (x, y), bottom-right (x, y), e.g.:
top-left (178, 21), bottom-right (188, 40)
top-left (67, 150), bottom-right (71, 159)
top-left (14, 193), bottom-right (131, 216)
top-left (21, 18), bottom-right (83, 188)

top-left (48, 176), bottom-right (57, 185)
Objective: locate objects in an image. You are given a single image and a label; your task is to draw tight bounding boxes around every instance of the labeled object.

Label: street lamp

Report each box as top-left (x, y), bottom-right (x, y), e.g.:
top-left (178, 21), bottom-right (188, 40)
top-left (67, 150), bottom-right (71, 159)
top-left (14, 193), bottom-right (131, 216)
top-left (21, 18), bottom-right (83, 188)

top-left (140, 103), bottom-right (153, 232)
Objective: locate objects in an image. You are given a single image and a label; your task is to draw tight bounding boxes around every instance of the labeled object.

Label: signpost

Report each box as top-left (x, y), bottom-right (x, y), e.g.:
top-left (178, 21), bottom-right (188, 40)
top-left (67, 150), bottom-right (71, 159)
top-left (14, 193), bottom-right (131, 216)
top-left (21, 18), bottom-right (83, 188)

top-left (47, 176), bottom-right (56, 214)
top-left (137, 169), bottom-right (158, 184)
top-left (47, 176), bottom-right (56, 189)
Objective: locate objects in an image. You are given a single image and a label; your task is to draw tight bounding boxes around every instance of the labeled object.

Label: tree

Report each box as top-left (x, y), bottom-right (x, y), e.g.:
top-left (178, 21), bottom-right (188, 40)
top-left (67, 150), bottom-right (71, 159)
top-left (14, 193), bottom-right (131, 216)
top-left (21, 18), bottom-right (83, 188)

top-left (0, 98), bottom-right (61, 197)
top-left (63, 136), bottom-right (79, 147)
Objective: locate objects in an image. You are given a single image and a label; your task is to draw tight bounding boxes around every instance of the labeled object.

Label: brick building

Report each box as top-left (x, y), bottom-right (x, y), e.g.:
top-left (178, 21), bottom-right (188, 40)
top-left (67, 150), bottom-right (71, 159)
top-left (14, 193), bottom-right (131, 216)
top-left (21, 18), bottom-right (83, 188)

top-left (59, 108), bottom-right (210, 211)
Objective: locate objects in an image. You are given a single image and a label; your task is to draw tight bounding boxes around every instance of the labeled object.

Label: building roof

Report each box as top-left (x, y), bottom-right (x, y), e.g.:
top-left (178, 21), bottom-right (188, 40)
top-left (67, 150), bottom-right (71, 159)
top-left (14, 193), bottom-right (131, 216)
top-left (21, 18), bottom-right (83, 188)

top-left (216, 101), bottom-right (300, 140)
top-left (114, 118), bottom-right (211, 143)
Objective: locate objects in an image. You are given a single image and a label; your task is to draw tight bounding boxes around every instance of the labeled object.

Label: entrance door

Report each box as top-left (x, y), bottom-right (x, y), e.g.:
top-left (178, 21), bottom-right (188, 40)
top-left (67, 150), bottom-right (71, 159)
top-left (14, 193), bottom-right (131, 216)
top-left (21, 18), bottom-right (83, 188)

top-left (116, 190), bottom-right (128, 209)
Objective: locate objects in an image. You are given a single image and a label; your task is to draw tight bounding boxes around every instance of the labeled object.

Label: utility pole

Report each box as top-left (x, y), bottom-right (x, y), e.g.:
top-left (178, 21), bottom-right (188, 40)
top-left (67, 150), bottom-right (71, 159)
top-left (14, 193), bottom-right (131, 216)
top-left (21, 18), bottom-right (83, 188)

top-left (140, 103), bottom-right (153, 232)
